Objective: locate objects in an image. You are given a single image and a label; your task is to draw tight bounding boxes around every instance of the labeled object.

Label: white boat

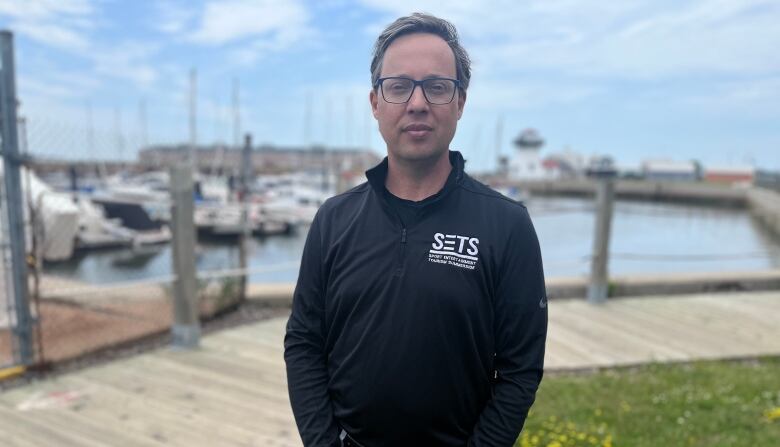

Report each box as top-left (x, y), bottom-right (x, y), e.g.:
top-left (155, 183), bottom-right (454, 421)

top-left (86, 171), bottom-right (172, 246)
top-left (1, 164), bottom-right (79, 262)
top-left (255, 171), bottom-right (335, 226)
top-left (88, 194), bottom-right (171, 245)
top-left (194, 201), bottom-right (292, 238)
top-left (97, 171), bottom-right (171, 223)
top-left (74, 196), bottom-right (135, 250)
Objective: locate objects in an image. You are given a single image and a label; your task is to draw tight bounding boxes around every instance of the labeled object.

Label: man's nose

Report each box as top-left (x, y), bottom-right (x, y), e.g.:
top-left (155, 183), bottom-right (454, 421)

top-left (406, 85), bottom-right (429, 112)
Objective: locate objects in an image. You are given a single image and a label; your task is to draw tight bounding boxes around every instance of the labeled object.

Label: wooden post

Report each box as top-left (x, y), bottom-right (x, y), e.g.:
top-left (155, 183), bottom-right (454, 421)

top-left (170, 164), bottom-right (200, 348)
top-left (587, 178), bottom-right (615, 304)
top-left (238, 134), bottom-right (252, 303)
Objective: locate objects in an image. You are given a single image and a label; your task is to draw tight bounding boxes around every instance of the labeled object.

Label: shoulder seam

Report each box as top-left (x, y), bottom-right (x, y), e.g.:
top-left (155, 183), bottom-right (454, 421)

top-left (458, 182), bottom-right (528, 209)
top-left (329, 183), bottom-right (369, 200)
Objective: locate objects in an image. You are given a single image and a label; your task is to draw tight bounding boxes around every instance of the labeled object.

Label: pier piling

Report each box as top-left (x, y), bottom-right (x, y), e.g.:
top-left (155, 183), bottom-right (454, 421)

top-left (588, 178), bottom-right (615, 304)
top-left (170, 164), bottom-right (200, 348)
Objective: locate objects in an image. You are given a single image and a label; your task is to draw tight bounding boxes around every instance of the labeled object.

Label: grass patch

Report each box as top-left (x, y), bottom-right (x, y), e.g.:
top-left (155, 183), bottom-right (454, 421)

top-left (518, 357), bottom-right (780, 446)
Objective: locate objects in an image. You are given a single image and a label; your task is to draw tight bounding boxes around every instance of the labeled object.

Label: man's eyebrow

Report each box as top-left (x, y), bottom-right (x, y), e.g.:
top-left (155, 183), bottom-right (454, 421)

top-left (383, 73), bottom-right (454, 79)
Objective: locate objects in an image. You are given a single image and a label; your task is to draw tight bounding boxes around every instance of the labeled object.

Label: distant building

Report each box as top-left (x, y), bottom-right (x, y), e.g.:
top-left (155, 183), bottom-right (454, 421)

top-left (703, 166), bottom-right (755, 185)
top-left (137, 144), bottom-right (381, 175)
top-left (509, 129), bottom-right (545, 180)
top-left (585, 155), bottom-right (618, 178)
top-left (542, 147), bottom-right (587, 178)
top-left (641, 159), bottom-right (699, 182)
top-left (755, 169), bottom-right (780, 192)
top-left (615, 163), bottom-right (643, 179)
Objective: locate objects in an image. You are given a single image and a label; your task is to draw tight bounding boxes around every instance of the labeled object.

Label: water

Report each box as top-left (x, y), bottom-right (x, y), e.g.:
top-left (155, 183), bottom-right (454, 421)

top-left (43, 197), bottom-right (780, 284)
top-left (532, 197), bottom-right (780, 276)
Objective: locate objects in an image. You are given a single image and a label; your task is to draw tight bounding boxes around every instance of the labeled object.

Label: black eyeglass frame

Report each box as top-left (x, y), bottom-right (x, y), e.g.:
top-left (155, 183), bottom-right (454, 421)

top-left (375, 77), bottom-right (462, 105)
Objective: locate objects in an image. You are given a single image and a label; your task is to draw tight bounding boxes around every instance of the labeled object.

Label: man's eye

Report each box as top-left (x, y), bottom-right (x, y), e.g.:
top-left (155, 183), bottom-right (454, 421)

top-left (427, 82), bottom-right (447, 92)
top-left (388, 82), bottom-right (409, 91)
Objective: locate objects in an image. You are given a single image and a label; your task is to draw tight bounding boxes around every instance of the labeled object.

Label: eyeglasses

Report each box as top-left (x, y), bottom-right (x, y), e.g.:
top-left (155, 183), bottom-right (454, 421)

top-left (376, 77), bottom-right (461, 105)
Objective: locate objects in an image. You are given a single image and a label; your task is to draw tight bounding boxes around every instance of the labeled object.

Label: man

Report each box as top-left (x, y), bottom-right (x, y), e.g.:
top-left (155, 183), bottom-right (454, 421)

top-left (285, 13), bottom-right (547, 447)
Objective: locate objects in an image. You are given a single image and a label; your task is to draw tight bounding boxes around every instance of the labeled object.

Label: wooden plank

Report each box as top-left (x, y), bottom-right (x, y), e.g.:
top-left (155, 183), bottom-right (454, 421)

top-left (618, 296), bottom-right (778, 355)
top-left (0, 403), bottom-right (108, 447)
top-left (597, 300), bottom-right (752, 356)
top-left (75, 361), bottom-right (293, 418)
top-left (623, 297), bottom-right (780, 351)
top-left (1, 290), bottom-right (779, 446)
top-left (59, 376), bottom-right (298, 446)
top-left (545, 317), bottom-right (626, 366)
top-left (550, 300), bottom-right (691, 363)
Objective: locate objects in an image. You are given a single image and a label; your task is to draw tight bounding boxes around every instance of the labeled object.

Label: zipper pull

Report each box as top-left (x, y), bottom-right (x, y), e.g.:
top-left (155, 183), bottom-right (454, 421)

top-left (401, 228), bottom-right (407, 243)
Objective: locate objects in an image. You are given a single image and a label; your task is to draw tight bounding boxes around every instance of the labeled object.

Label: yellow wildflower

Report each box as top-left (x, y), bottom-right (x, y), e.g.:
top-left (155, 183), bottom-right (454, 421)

top-left (765, 407), bottom-right (780, 421)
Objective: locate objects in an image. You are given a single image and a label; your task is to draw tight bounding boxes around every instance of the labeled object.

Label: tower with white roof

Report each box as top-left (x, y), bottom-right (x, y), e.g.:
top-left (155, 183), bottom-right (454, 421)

top-left (510, 129), bottom-right (545, 180)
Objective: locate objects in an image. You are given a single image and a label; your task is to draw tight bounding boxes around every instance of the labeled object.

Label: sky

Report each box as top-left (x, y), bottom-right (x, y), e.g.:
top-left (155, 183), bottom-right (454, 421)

top-left (0, 0), bottom-right (778, 172)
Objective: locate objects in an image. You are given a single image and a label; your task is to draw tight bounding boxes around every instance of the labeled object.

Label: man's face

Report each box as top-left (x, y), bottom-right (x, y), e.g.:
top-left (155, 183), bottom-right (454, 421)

top-left (370, 33), bottom-right (466, 164)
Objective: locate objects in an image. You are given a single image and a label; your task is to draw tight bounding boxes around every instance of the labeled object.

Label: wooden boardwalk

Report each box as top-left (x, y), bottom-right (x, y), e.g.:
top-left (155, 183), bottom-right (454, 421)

top-left (1, 290), bottom-right (779, 446)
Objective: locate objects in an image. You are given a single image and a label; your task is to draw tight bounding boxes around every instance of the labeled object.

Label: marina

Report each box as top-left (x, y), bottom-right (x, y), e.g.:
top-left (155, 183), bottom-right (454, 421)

top-left (40, 195), bottom-right (780, 285)
top-left (1, 4), bottom-right (779, 445)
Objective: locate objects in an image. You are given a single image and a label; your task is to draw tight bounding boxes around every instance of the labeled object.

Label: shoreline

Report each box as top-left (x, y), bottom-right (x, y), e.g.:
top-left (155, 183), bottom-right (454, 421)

top-left (498, 179), bottom-right (780, 238)
top-left (245, 268), bottom-right (780, 304)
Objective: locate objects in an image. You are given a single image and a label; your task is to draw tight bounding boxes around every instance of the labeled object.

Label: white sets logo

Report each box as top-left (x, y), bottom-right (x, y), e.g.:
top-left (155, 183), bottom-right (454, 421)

top-left (428, 233), bottom-right (480, 270)
top-left (431, 233), bottom-right (479, 256)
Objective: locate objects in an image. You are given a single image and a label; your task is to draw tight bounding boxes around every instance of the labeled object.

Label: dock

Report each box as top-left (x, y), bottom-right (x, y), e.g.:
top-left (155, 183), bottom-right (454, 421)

top-left (1, 290), bottom-right (779, 446)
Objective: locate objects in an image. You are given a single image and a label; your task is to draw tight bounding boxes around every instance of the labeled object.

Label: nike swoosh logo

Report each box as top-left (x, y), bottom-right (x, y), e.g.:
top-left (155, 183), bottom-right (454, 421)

top-left (539, 296), bottom-right (548, 309)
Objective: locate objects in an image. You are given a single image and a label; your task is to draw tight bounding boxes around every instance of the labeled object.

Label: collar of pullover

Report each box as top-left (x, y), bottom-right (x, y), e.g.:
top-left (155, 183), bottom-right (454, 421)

top-left (365, 150), bottom-right (465, 204)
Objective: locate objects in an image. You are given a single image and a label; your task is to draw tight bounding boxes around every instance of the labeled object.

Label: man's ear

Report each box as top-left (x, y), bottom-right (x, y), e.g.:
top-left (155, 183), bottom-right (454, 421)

top-left (457, 90), bottom-right (466, 120)
top-left (369, 89), bottom-right (379, 119)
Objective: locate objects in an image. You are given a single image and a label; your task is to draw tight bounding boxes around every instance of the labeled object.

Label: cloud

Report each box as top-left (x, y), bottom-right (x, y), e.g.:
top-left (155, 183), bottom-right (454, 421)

top-left (12, 20), bottom-right (90, 52)
top-left (679, 76), bottom-right (780, 116)
top-left (154, 1), bottom-right (197, 34)
top-left (0, 0), bottom-right (96, 53)
top-left (91, 42), bottom-right (160, 86)
top-left (154, 0), bottom-right (315, 68)
top-left (226, 25), bottom-right (316, 66)
top-left (188, 0), bottom-right (309, 45)
top-left (19, 77), bottom-right (85, 100)
top-left (358, 0), bottom-right (780, 79)
top-left (467, 80), bottom-right (601, 111)
top-left (0, 0), bottom-right (94, 18)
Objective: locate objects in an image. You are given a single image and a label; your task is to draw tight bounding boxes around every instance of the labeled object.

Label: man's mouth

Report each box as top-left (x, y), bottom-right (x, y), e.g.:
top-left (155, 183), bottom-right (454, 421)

top-left (403, 124), bottom-right (433, 138)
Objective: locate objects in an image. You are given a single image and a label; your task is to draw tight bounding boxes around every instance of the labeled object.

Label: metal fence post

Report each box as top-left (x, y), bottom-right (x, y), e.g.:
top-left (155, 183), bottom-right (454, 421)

top-left (587, 178), bottom-right (615, 304)
top-left (0, 31), bottom-right (34, 365)
top-left (170, 164), bottom-right (200, 348)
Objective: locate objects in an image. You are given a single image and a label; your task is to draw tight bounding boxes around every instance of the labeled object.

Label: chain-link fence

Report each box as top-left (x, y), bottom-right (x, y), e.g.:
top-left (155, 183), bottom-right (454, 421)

top-left (0, 33), bottom-right (356, 372)
top-left (1, 109), bottom-right (373, 370)
top-left (6, 153), bottom-right (310, 367)
top-left (10, 125), bottom-right (369, 367)
top-left (0, 177), bottom-right (19, 370)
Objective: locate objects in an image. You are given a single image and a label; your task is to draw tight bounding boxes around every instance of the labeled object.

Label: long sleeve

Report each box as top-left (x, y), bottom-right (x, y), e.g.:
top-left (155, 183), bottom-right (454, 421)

top-left (468, 208), bottom-right (548, 446)
top-left (284, 213), bottom-right (340, 446)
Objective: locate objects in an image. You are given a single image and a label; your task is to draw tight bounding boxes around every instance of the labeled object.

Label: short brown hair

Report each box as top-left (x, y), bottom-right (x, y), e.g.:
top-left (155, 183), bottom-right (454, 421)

top-left (370, 12), bottom-right (472, 93)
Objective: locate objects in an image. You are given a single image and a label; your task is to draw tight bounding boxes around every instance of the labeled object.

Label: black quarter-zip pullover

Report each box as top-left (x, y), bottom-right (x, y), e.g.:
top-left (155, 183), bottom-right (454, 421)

top-left (285, 151), bottom-right (548, 447)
